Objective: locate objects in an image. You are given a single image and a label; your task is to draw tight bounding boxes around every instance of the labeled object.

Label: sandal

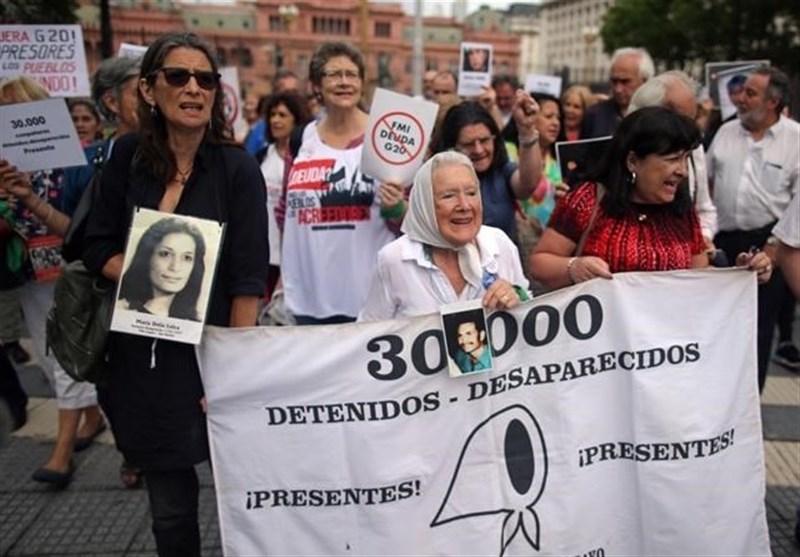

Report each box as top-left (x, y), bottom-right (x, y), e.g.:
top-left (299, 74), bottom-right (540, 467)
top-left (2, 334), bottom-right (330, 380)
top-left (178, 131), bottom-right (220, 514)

top-left (120, 461), bottom-right (143, 489)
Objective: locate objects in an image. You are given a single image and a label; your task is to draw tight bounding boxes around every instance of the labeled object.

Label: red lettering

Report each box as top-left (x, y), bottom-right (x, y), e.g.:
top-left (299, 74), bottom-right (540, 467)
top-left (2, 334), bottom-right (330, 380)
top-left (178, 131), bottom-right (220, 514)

top-left (0, 30), bottom-right (30, 42)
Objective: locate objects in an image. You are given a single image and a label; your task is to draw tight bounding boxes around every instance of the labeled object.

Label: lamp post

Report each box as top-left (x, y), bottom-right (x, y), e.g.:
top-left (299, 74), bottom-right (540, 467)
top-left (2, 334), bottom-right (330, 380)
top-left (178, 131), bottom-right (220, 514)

top-left (581, 25), bottom-right (599, 84)
top-left (277, 4), bottom-right (299, 70)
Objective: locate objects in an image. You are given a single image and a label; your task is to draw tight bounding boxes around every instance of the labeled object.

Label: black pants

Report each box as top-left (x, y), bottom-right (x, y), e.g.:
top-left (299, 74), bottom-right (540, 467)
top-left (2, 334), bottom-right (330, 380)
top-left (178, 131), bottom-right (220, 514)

top-left (716, 225), bottom-right (790, 392)
top-left (143, 467), bottom-right (201, 557)
top-left (0, 347), bottom-right (27, 429)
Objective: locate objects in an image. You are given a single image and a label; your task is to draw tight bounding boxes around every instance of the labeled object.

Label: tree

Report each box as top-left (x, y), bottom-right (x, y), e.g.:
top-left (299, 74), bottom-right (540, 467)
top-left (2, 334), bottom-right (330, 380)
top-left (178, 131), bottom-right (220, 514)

top-left (0, 0), bottom-right (78, 24)
top-left (601, 0), bottom-right (800, 75)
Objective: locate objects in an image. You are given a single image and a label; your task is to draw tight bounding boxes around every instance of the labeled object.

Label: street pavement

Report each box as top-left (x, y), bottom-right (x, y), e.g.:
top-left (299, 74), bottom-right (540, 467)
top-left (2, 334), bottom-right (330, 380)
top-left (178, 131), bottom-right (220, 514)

top-left (1, 323), bottom-right (799, 557)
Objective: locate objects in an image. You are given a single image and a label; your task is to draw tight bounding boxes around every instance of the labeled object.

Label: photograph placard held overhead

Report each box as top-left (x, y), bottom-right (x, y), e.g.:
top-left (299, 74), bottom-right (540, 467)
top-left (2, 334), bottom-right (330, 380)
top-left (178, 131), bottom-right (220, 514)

top-left (0, 98), bottom-right (87, 172)
top-left (117, 42), bottom-right (148, 59)
top-left (457, 42), bottom-right (493, 97)
top-left (0, 24), bottom-right (90, 97)
top-left (704, 60), bottom-right (769, 117)
top-left (110, 208), bottom-right (225, 345)
top-left (524, 74), bottom-right (563, 98)
top-left (362, 88), bottom-right (438, 186)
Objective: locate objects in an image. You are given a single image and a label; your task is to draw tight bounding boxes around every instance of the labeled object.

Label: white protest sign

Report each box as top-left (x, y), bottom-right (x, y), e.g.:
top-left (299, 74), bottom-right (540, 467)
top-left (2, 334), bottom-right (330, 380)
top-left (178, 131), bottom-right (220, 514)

top-left (0, 99), bottom-right (86, 171)
top-left (198, 269), bottom-right (769, 556)
top-left (111, 208), bottom-right (225, 345)
top-left (524, 73), bottom-right (563, 97)
top-left (361, 88), bottom-right (438, 185)
top-left (0, 25), bottom-right (90, 97)
top-left (219, 66), bottom-right (248, 141)
top-left (457, 42), bottom-right (493, 97)
top-left (117, 42), bottom-right (148, 59)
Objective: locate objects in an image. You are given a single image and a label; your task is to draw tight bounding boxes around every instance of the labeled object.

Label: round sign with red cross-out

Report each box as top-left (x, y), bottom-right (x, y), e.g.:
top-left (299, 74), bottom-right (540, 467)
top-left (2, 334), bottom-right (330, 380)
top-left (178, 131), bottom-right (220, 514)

top-left (222, 81), bottom-right (239, 126)
top-left (371, 111), bottom-right (426, 166)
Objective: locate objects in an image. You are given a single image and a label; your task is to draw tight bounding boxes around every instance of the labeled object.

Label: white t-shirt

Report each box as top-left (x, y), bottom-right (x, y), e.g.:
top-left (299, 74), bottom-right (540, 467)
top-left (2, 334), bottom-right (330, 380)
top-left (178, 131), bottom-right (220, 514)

top-left (358, 226), bottom-right (530, 322)
top-left (281, 123), bottom-right (395, 319)
top-left (260, 143), bottom-right (284, 267)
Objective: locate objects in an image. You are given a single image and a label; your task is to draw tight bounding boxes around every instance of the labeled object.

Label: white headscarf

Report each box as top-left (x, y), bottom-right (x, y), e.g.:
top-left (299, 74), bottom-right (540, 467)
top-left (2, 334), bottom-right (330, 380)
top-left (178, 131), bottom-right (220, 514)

top-left (401, 151), bottom-right (484, 288)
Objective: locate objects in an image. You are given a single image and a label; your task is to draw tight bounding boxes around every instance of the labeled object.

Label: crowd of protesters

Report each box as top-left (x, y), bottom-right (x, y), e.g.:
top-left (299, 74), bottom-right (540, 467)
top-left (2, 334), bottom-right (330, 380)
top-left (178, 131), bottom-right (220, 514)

top-left (0, 31), bottom-right (798, 555)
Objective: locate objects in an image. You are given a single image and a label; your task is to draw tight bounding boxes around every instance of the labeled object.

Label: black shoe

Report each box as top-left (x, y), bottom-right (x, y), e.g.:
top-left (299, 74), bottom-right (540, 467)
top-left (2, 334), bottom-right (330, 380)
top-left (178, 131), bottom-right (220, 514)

top-left (32, 461), bottom-right (75, 489)
top-left (773, 341), bottom-right (800, 371)
top-left (2, 342), bottom-right (30, 365)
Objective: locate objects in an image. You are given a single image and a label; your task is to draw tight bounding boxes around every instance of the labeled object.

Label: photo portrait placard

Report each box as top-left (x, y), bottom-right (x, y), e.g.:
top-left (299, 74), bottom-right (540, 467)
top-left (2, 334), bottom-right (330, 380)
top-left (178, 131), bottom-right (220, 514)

top-left (457, 42), bottom-right (493, 97)
top-left (110, 208), bottom-right (225, 345)
top-left (440, 300), bottom-right (492, 378)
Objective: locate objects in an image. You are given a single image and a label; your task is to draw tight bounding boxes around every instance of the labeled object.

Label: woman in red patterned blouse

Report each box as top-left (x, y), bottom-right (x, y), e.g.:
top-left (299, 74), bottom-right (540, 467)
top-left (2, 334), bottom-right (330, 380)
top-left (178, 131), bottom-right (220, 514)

top-left (530, 107), bottom-right (773, 290)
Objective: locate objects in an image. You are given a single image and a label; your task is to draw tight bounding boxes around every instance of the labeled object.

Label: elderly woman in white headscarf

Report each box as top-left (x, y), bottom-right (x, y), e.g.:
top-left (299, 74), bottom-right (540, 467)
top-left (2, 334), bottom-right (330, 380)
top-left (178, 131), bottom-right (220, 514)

top-left (359, 151), bottom-right (530, 321)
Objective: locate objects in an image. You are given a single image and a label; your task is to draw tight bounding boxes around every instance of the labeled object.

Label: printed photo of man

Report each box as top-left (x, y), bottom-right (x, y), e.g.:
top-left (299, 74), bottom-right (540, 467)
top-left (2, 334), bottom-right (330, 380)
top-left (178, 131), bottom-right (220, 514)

top-left (442, 307), bottom-right (493, 376)
top-left (454, 319), bottom-right (491, 373)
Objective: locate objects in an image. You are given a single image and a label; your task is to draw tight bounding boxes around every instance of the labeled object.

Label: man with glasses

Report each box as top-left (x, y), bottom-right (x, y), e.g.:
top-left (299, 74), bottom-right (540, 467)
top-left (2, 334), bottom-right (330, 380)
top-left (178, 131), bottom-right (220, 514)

top-left (581, 47), bottom-right (654, 138)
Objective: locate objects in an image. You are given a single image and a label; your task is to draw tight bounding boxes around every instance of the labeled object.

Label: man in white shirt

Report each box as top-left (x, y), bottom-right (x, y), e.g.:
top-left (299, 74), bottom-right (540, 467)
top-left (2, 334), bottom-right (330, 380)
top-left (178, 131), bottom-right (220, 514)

top-left (708, 66), bottom-right (799, 390)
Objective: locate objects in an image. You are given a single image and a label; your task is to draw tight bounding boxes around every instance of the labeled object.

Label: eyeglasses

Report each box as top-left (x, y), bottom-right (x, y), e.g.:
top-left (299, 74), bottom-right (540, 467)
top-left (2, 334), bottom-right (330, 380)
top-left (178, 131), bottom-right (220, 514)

top-left (456, 135), bottom-right (495, 152)
top-left (153, 67), bottom-right (220, 90)
top-left (321, 69), bottom-right (361, 82)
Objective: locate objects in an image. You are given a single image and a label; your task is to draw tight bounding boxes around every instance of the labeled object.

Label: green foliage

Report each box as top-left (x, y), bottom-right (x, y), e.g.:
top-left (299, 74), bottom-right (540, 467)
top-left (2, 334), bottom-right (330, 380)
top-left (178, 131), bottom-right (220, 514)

top-left (601, 0), bottom-right (800, 73)
top-left (0, 0), bottom-right (78, 24)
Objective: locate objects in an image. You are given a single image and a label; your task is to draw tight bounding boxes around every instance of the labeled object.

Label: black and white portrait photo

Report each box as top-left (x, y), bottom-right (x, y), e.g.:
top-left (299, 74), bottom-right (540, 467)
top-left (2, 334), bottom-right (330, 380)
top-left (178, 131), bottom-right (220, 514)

top-left (110, 208), bottom-right (224, 344)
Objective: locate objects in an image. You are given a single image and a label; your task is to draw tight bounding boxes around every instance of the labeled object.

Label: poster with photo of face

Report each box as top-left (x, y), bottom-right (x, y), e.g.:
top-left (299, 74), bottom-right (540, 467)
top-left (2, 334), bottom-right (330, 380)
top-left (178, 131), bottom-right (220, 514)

top-left (110, 207), bottom-right (225, 345)
top-left (457, 42), bottom-right (493, 97)
top-left (441, 299), bottom-right (493, 378)
top-left (704, 60), bottom-right (769, 118)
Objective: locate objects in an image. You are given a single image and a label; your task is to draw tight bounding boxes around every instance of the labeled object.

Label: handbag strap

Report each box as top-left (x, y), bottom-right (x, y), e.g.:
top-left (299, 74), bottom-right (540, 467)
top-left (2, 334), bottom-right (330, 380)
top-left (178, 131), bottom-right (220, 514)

top-left (575, 183), bottom-right (605, 257)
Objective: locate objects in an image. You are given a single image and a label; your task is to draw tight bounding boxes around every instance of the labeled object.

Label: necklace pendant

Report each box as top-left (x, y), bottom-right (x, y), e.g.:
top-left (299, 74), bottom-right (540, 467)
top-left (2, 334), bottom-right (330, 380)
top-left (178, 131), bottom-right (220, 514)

top-left (638, 213), bottom-right (647, 222)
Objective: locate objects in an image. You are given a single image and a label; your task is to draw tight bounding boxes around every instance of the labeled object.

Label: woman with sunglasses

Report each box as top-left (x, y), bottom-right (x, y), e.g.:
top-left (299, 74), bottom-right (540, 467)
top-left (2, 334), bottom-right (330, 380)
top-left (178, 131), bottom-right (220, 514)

top-left (82, 32), bottom-right (268, 556)
top-left (432, 94), bottom-right (543, 244)
top-left (280, 42), bottom-right (403, 325)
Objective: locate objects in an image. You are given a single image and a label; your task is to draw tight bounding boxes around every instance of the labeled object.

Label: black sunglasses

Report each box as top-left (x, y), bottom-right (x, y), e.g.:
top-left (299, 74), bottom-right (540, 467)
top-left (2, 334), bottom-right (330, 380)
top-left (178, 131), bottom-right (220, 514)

top-left (153, 67), bottom-right (220, 90)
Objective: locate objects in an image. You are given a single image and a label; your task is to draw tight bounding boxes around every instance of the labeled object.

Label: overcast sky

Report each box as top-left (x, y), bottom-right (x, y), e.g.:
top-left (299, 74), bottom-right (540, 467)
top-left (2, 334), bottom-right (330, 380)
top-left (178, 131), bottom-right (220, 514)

top-left (371, 0), bottom-right (529, 17)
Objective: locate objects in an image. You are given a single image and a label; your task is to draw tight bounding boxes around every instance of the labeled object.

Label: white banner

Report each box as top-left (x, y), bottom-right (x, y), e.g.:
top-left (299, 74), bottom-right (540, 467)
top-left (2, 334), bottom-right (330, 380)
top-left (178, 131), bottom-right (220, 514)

top-left (0, 98), bottom-right (86, 171)
top-left (198, 270), bottom-right (770, 556)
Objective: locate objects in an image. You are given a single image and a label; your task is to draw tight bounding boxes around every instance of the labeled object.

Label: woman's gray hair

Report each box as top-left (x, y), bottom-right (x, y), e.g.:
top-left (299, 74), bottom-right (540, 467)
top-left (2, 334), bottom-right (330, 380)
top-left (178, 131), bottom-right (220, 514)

top-left (91, 56), bottom-right (141, 121)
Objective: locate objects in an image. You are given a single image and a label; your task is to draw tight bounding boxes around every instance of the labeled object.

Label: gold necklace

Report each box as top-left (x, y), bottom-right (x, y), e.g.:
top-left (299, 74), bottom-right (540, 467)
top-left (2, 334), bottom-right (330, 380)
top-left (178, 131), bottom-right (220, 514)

top-left (175, 165), bottom-right (193, 185)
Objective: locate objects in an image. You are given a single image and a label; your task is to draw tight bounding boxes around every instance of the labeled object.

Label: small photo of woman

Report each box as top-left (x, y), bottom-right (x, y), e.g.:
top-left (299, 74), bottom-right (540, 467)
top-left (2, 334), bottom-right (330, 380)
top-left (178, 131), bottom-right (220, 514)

top-left (463, 47), bottom-right (490, 73)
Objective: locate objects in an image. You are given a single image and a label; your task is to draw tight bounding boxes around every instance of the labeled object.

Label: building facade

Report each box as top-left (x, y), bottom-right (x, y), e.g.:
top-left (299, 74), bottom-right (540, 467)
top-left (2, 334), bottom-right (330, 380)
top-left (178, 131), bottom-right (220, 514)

top-left (77, 0), bottom-right (520, 97)
top-left (506, 2), bottom-right (541, 81)
top-left (537, 0), bottom-right (615, 87)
